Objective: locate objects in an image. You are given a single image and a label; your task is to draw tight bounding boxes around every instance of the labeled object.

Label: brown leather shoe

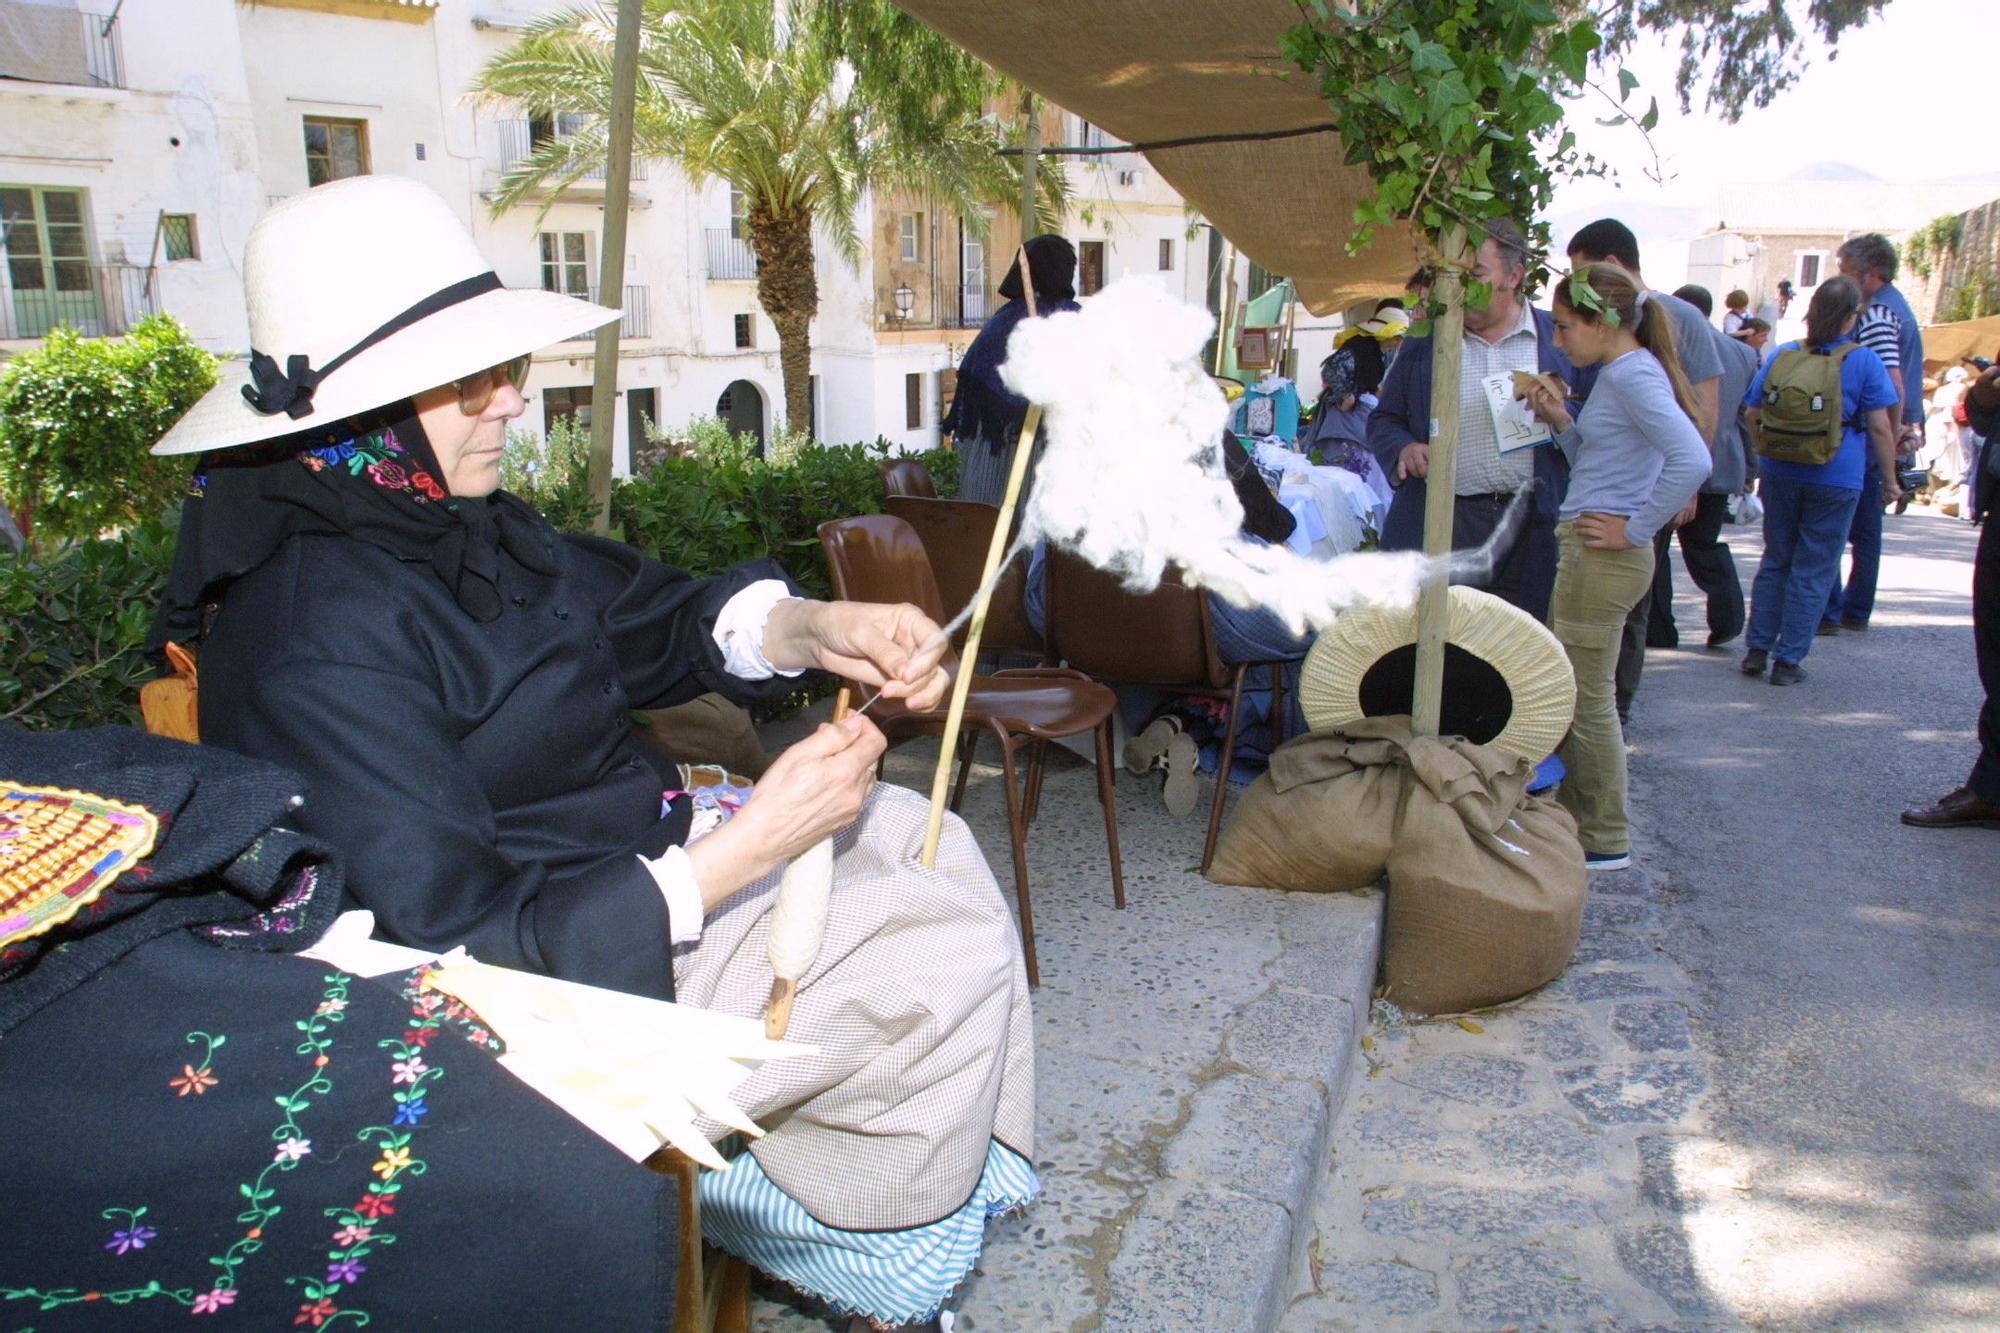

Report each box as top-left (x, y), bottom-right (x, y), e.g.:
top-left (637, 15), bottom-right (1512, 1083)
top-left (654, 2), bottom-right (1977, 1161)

top-left (1901, 787), bottom-right (2000, 830)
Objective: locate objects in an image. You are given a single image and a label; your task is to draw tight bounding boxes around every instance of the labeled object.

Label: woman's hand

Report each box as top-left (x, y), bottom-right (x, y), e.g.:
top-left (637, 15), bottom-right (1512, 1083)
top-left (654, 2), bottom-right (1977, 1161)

top-left (1522, 380), bottom-right (1572, 433)
top-left (1576, 512), bottom-right (1636, 550)
top-left (682, 716), bottom-right (887, 910)
top-left (766, 600), bottom-right (952, 710)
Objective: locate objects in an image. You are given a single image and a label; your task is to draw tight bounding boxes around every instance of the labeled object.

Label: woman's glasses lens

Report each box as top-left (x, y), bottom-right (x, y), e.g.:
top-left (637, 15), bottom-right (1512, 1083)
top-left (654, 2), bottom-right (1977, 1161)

top-left (457, 354), bottom-right (533, 415)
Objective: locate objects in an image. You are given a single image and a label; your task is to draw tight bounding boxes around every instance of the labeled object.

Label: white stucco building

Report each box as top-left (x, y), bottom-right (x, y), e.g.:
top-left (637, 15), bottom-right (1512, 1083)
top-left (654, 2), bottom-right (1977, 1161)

top-left (1685, 175), bottom-right (2000, 327)
top-left (3, 0), bottom-right (1317, 468)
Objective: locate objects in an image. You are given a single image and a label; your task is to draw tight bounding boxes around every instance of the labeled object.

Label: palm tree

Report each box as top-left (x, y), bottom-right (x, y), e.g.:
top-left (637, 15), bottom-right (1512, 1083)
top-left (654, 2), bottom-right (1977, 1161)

top-left (472, 0), bottom-right (1066, 436)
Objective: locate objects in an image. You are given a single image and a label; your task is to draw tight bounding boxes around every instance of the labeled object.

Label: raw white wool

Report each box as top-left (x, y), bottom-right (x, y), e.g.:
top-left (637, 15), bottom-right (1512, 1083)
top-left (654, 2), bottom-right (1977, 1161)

top-left (767, 833), bottom-right (835, 981)
top-left (967, 276), bottom-right (1521, 637)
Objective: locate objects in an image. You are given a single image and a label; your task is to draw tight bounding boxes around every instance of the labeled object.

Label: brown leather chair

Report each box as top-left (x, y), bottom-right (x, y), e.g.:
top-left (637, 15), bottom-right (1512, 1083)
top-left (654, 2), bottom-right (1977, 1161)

top-left (138, 645), bottom-right (744, 1333)
top-left (877, 456), bottom-right (937, 499)
top-left (882, 495), bottom-right (1041, 658)
top-left (818, 514), bottom-right (1125, 985)
top-left (1041, 551), bottom-right (1289, 874)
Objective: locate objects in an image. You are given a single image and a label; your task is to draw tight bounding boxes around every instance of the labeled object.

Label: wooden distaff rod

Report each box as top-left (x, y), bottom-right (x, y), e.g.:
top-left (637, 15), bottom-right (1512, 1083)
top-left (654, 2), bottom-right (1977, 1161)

top-left (1411, 224), bottom-right (1469, 738)
top-left (920, 247), bottom-right (1042, 868)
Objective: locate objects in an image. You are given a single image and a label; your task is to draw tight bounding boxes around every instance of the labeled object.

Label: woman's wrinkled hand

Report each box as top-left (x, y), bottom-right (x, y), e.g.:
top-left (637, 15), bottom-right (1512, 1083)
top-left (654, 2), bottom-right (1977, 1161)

top-left (683, 716), bottom-right (887, 910)
top-left (735, 715), bottom-right (886, 862)
top-left (807, 601), bottom-right (953, 711)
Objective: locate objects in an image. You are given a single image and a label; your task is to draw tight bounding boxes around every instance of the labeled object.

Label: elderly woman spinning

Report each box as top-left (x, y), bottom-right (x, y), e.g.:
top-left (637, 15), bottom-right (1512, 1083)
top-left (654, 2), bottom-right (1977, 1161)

top-left (147, 177), bottom-right (1034, 1333)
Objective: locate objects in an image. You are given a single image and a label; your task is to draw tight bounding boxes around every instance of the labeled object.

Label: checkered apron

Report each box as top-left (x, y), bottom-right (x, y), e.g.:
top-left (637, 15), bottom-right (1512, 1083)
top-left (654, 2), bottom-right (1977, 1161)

top-left (671, 782), bottom-right (1036, 1233)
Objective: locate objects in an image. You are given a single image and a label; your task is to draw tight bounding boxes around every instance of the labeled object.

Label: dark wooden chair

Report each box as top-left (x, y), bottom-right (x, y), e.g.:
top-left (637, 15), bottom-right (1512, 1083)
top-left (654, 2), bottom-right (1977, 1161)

top-left (818, 514), bottom-right (1125, 985)
top-left (876, 456), bottom-right (937, 499)
top-left (1041, 551), bottom-right (1290, 873)
top-left (881, 495), bottom-right (1041, 659)
top-left (139, 645), bottom-right (744, 1333)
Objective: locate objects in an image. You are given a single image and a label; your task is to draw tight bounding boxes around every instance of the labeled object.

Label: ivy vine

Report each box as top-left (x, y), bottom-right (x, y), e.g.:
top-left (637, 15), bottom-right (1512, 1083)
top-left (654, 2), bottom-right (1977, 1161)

top-left (1903, 213), bottom-right (1962, 281)
top-left (1280, 0), bottom-right (1647, 290)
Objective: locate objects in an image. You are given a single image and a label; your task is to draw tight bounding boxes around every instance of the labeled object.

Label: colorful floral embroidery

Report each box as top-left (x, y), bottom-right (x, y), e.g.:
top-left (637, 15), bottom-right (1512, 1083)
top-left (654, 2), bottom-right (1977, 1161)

top-left (299, 428), bottom-right (445, 503)
top-left (3, 969), bottom-right (484, 1327)
top-left (0, 979), bottom-right (349, 1319)
top-left (285, 983), bottom-right (454, 1327)
top-left (0, 1280), bottom-right (199, 1313)
top-left (102, 1208), bottom-right (157, 1256)
top-left (169, 1031), bottom-right (225, 1097)
top-left (203, 864), bottom-right (321, 943)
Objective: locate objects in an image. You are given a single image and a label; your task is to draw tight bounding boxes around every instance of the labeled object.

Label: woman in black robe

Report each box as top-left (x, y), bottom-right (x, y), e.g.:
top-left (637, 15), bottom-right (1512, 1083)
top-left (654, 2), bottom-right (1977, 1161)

top-left (942, 234), bottom-right (1080, 505)
top-left (137, 175), bottom-right (1036, 1333)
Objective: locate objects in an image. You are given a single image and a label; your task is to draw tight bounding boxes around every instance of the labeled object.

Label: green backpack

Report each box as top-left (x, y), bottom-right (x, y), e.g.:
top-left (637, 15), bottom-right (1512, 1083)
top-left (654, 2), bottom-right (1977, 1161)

top-left (1754, 344), bottom-right (1855, 465)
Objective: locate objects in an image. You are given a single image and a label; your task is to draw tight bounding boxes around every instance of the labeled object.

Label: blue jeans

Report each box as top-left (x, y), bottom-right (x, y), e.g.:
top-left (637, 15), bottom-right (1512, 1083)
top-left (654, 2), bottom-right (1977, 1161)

top-left (1208, 596), bottom-right (1313, 742)
top-left (1824, 461), bottom-right (1883, 626)
top-left (1749, 474), bottom-right (1861, 666)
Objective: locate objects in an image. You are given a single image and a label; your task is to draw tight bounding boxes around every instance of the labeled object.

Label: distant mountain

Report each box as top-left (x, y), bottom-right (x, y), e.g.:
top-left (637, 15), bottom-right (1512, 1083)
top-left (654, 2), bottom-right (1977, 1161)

top-left (1787, 162), bottom-right (1882, 182)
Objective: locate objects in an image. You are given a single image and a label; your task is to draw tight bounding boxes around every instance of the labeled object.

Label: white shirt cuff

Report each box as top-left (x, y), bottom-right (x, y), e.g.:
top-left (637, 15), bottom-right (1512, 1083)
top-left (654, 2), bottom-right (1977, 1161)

top-left (713, 579), bottom-right (806, 680)
top-left (638, 846), bottom-right (705, 946)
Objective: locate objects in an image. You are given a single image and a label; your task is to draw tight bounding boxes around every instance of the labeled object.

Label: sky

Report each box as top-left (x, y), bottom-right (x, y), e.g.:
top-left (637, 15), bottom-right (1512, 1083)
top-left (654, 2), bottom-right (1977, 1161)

top-left (1544, 0), bottom-right (1995, 286)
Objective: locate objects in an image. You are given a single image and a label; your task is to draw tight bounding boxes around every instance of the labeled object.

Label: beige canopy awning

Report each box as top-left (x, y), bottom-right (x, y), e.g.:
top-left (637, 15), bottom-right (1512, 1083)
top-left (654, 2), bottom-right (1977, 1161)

top-left (893, 0), bottom-right (1421, 315)
top-left (1922, 314), bottom-right (2000, 369)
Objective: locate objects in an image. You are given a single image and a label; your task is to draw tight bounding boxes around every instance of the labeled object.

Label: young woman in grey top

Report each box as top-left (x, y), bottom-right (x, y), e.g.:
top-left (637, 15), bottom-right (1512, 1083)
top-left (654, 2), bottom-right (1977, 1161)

top-left (1520, 264), bottom-right (1711, 869)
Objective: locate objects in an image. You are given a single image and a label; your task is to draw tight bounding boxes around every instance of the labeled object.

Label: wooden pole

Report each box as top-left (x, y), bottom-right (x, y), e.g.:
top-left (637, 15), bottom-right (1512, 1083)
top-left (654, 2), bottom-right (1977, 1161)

top-left (921, 248), bottom-right (1041, 867)
top-left (1018, 89), bottom-right (1040, 235)
top-left (1411, 225), bottom-right (1469, 737)
top-left (586, 0), bottom-right (645, 535)
top-left (1213, 239), bottom-right (1238, 376)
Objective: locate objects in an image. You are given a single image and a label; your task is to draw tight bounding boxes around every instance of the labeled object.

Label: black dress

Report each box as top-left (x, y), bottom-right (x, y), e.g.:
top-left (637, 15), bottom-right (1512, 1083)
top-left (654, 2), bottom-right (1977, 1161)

top-left (196, 528), bottom-right (802, 1001)
top-left (0, 726), bottom-right (679, 1330)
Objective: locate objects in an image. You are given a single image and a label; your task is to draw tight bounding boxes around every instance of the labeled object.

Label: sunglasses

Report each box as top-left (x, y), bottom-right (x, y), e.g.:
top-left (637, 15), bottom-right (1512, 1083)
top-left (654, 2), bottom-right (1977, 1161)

top-left (453, 353), bottom-right (533, 415)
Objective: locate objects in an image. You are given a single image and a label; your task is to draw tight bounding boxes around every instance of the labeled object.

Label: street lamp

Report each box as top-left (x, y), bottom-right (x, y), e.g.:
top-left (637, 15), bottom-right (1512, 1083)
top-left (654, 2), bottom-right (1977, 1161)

top-left (893, 283), bottom-right (915, 322)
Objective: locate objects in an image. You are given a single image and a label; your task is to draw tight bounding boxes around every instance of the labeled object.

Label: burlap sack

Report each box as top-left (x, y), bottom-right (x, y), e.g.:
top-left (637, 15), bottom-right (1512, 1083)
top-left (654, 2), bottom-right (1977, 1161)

top-left (1205, 717), bottom-right (1417, 892)
top-left (1381, 734), bottom-right (1585, 1015)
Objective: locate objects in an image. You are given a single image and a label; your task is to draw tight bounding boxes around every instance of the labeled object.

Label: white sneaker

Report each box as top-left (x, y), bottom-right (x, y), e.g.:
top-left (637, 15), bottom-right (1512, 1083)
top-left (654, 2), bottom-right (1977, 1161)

top-left (1162, 734), bottom-right (1200, 817)
top-left (1122, 717), bottom-right (1181, 776)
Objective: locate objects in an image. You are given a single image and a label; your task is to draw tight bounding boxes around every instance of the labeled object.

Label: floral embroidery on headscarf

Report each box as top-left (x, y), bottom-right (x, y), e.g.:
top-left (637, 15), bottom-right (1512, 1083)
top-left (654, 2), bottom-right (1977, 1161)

top-left (300, 428), bottom-right (446, 503)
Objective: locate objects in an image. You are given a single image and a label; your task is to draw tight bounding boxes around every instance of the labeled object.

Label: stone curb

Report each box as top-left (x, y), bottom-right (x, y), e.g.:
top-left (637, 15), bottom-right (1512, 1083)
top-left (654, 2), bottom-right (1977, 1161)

top-left (1097, 889), bottom-right (1383, 1332)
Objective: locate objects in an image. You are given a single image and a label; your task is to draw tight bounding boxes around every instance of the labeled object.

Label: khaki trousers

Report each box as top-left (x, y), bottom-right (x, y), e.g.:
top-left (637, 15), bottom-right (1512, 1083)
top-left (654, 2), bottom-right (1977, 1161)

top-left (1551, 522), bottom-right (1656, 854)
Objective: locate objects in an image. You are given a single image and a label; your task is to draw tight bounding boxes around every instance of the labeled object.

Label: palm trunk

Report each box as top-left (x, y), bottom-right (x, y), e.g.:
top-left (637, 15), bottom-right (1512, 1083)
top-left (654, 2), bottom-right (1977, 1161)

top-left (747, 206), bottom-right (818, 439)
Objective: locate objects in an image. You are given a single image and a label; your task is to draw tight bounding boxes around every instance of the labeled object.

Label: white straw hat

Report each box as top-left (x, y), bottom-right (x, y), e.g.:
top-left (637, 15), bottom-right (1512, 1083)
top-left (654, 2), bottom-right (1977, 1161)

top-left (1297, 585), bottom-right (1576, 762)
top-left (152, 175), bottom-right (619, 456)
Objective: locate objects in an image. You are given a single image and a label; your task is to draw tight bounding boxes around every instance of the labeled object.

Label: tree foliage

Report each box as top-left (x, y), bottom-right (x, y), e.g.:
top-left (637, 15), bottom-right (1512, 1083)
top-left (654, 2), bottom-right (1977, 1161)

top-left (1282, 0), bottom-right (1604, 265)
top-left (0, 314), bottom-right (215, 549)
top-left (1595, 0), bottom-right (1892, 121)
top-left (471, 0), bottom-right (1064, 436)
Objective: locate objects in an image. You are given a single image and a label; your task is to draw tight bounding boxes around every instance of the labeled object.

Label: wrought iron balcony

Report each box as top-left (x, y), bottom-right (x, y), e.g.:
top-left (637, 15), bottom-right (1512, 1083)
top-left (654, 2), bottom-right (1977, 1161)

top-left (0, 2), bottom-right (124, 89)
top-left (0, 263), bottom-right (156, 340)
top-left (556, 285), bottom-right (650, 340)
top-left (704, 230), bottom-right (758, 281)
top-left (952, 284), bottom-right (998, 329)
top-left (494, 119), bottom-right (648, 185)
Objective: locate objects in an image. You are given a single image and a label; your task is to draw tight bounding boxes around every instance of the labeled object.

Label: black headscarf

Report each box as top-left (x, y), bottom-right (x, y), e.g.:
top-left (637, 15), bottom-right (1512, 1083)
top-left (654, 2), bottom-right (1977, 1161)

top-left (148, 403), bottom-right (563, 658)
top-left (997, 234), bottom-right (1078, 306)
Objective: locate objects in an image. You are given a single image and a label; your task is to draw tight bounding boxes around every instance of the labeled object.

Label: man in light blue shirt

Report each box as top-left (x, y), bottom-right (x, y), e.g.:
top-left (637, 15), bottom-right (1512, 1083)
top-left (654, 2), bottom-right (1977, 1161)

top-left (1823, 233), bottom-right (1925, 630)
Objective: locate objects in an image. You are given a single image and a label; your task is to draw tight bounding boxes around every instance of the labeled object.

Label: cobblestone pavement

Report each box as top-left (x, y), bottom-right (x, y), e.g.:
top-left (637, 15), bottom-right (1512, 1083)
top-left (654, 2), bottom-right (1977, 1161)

top-left (1282, 852), bottom-right (1733, 1332)
top-left (1287, 509), bottom-right (1999, 1331)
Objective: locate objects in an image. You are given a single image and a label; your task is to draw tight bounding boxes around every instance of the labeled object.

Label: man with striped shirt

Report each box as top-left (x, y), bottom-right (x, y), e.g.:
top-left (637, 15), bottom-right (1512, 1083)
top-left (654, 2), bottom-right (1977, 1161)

top-left (1825, 233), bottom-right (1926, 631)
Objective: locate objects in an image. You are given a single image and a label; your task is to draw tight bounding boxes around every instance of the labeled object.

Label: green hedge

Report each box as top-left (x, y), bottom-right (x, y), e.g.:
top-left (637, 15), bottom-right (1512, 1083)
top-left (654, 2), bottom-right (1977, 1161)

top-left (0, 315), bottom-right (216, 551)
top-left (0, 519), bottom-right (176, 730)
top-left (6, 421), bottom-right (960, 730)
